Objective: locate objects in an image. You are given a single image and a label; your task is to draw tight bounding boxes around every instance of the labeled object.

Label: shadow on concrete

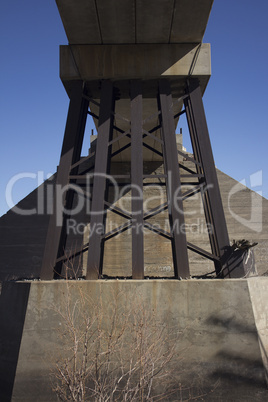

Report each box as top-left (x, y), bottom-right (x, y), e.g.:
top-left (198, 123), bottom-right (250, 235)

top-left (0, 282), bottom-right (31, 402)
top-left (206, 314), bottom-right (267, 396)
top-left (258, 336), bottom-right (268, 383)
top-left (212, 351), bottom-right (266, 388)
top-left (206, 314), bottom-right (257, 333)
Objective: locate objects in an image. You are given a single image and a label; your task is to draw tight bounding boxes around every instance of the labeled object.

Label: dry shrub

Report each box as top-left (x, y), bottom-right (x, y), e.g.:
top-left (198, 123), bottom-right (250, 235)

top-left (50, 281), bottom-right (183, 401)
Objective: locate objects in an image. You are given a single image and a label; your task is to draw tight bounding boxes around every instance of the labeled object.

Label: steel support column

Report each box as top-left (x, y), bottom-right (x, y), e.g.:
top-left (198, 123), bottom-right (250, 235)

top-left (184, 78), bottom-right (240, 276)
top-left (130, 80), bottom-right (144, 279)
top-left (86, 81), bottom-right (115, 279)
top-left (40, 81), bottom-right (89, 280)
top-left (40, 77), bottom-right (241, 281)
top-left (158, 80), bottom-right (190, 279)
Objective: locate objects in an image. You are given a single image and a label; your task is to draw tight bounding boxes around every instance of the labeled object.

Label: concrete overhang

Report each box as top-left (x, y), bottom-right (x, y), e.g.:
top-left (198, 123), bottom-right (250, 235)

top-left (55, 0), bottom-right (213, 161)
top-left (60, 43), bottom-right (211, 161)
top-left (55, 0), bottom-right (213, 45)
top-left (60, 43), bottom-right (211, 99)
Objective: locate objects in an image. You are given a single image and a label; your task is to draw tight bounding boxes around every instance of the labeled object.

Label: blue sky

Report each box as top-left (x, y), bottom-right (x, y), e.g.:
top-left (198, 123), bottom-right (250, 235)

top-left (1, 0), bottom-right (267, 217)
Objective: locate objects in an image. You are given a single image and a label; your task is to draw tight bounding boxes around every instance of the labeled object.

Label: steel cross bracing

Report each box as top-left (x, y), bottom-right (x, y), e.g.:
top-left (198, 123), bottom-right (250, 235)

top-left (40, 78), bottom-right (244, 280)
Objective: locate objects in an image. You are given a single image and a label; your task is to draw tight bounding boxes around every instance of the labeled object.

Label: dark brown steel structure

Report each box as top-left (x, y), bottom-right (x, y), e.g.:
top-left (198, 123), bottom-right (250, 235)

top-left (40, 77), bottom-right (241, 280)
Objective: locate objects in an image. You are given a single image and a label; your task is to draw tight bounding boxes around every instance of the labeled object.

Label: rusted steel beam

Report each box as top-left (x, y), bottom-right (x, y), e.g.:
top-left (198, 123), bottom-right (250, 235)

top-left (40, 81), bottom-right (89, 280)
top-left (104, 221), bottom-right (132, 241)
top-left (158, 80), bottom-right (190, 279)
top-left (187, 242), bottom-right (220, 262)
top-left (130, 80), bottom-right (144, 279)
top-left (86, 80), bottom-right (115, 279)
top-left (184, 78), bottom-right (241, 276)
top-left (144, 221), bottom-right (172, 240)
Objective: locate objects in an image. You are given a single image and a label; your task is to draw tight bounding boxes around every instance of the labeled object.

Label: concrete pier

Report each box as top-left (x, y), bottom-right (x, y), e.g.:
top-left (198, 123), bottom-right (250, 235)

top-left (0, 279), bottom-right (266, 401)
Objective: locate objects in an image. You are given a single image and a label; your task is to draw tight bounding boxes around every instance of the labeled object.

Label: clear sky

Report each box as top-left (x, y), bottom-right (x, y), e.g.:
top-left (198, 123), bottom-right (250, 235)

top-left (1, 0), bottom-right (267, 217)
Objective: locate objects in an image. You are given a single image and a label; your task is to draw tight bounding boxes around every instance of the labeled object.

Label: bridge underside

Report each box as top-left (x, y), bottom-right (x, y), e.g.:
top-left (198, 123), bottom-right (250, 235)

top-left (1, 3), bottom-right (267, 401)
top-left (38, 1), bottom-right (250, 280)
top-left (57, 0), bottom-right (213, 162)
top-left (56, 0), bottom-right (214, 45)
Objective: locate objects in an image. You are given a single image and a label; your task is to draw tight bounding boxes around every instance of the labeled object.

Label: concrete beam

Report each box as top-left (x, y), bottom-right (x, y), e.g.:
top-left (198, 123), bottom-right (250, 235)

top-left (59, 43), bottom-right (211, 162)
top-left (60, 43), bottom-right (211, 98)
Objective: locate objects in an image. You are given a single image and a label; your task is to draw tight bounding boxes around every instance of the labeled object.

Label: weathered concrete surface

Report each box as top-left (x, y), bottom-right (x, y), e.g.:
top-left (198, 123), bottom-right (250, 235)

top-left (248, 277), bottom-right (268, 383)
top-left (0, 282), bottom-right (30, 402)
top-left (60, 43), bottom-right (211, 98)
top-left (10, 280), bottom-right (268, 401)
top-left (56, 0), bottom-right (213, 45)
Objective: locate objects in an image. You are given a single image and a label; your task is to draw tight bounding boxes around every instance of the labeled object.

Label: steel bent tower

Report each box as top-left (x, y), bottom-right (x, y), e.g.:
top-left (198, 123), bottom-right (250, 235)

top-left (40, 0), bottom-right (246, 280)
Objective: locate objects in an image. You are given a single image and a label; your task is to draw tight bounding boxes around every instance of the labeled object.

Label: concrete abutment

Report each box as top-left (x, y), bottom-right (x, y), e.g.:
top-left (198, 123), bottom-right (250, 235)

top-left (0, 279), bottom-right (266, 401)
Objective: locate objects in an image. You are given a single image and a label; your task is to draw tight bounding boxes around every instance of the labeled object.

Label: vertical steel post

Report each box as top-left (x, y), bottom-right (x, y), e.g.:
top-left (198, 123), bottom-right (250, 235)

top-left (130, 80), bottom-right (144, 279)
top-left (158, 80), bottom-right (190, 279)
top-left (184, 78), bottom-right (238, 276)
top-left (40, 81), bottom-right (89, 280)
top-left (86, 81), bottom-right (115, 279)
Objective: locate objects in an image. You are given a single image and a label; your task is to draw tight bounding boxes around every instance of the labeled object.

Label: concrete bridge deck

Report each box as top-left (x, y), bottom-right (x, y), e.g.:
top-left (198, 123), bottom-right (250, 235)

top-left (56, 0), bottom-right (213, 45)
top-left (57, 1), bottom-right (213, 161)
